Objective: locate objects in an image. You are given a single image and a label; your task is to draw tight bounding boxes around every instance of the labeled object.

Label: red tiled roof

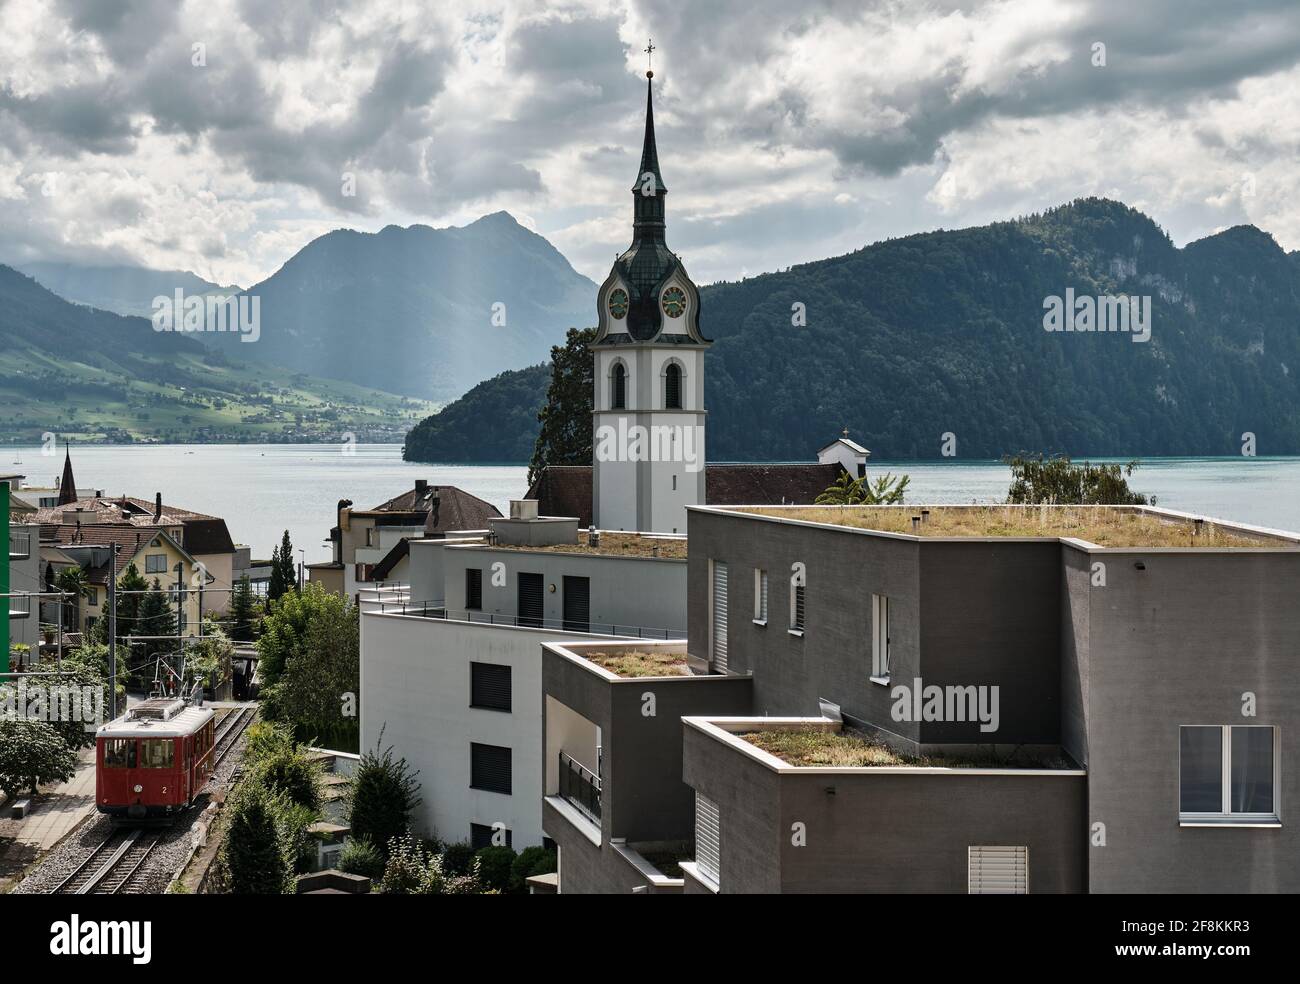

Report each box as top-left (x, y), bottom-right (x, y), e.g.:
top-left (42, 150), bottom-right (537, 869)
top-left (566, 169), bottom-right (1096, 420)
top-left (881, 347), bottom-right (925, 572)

top-left (361, 484), bottom-right (501, 534)
top-left (525, 463), bottom-right (847, 527)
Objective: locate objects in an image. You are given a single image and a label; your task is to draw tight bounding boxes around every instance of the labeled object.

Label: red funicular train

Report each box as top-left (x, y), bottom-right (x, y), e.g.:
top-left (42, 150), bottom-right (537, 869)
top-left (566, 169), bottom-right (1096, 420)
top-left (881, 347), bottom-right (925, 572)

top-left (96, 696), bottom-right (216, 820)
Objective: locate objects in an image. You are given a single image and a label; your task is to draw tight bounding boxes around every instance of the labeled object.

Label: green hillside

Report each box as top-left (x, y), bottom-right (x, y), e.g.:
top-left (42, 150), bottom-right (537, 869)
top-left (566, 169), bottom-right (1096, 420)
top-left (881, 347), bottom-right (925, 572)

top-left (0, 265), bottom-right (433, 443)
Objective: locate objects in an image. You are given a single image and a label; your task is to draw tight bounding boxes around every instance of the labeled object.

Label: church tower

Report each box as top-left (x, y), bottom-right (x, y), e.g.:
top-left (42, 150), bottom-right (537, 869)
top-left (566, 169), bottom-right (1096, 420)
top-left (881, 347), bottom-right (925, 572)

top-left (592, 55), bottom-right (710, 534)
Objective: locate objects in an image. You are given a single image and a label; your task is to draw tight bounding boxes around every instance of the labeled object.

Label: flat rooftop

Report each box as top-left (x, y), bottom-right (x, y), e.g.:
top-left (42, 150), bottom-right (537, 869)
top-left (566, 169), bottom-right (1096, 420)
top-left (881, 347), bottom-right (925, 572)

top-left (481, 531), bottom-right (687, 559)
top-left (740, 727), bottom-right (1073, 770)
top-left (582, 649), bottom-right (691, 678)
top-left (721, 504), bottom-right (1296, 549)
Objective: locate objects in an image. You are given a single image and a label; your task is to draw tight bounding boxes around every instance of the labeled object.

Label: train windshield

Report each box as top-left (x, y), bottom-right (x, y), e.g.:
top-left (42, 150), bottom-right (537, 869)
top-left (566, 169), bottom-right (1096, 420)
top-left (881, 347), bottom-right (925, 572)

top-left (140, 739), bottom-right (175, 769)
top-left (103, 739), bottom-right (137, 768)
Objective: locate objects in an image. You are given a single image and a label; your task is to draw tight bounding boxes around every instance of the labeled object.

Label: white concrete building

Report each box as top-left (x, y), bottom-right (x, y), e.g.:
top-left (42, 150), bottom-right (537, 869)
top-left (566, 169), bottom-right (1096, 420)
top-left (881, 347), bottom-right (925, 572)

top-left (360, 508), bottom-right (686, 849)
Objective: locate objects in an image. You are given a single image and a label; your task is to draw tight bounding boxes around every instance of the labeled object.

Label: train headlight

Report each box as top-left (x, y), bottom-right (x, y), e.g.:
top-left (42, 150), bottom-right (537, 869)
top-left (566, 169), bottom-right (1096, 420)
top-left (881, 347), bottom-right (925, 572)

top-left (133, 784), bottom-right (143, 793)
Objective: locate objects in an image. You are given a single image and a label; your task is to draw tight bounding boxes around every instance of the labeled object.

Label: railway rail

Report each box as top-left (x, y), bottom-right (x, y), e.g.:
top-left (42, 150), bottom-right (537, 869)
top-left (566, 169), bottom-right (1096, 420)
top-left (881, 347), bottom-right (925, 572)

top-left (212, 705), bottom-right (254, 769)
top-left (50, 827), bottom-right (161, 895)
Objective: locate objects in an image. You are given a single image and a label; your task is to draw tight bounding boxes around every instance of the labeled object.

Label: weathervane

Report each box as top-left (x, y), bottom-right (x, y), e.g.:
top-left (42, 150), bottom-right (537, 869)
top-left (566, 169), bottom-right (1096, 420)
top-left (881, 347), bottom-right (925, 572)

top-left (645, 38), bottom-right (655, 78)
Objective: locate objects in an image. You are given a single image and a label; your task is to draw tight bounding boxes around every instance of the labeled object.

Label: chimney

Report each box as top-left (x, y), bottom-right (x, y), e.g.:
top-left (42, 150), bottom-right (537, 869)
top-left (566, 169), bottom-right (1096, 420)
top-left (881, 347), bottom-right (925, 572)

top-left (154, 492), bottom-right (162, 521)
top-left (415, 479), bottom-right (428, 497)
top-left (430, 487), bottom-right (441, 530)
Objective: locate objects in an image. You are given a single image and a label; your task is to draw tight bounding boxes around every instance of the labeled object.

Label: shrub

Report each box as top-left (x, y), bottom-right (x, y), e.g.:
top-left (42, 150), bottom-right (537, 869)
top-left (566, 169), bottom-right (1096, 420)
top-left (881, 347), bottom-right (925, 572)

top-left (248, 744), bottom-right (321, 812)
top-left (440, 840), bottom-right (476, 877)
top-left (338, 837), bottom-right (385, 880)
top-left (474, 845), bottom-right (516, 893)
top-left (275, 797), bottom-right (320, 875)
top-left (346, 730), bottom-right (421, 857)
top-left (243, 721), bottom-right (294, 765)
top-left (510, 846), bottom-right (558, 894)
top-left (224, 782), bottom-right (291, 894)
top-left (380, 834), bottom-right (490, 895)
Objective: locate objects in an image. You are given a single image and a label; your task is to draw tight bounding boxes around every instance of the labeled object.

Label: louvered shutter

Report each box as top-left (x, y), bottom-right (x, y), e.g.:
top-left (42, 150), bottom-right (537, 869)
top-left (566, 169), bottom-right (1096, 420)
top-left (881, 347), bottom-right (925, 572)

top-left (695, 792), bottom-right (721, 887)
top-left (563, 576), bottom-right (590, 633)
top-left (517, 572), bottom-right (544, 628)
top-left (466, 568), bottom-right (482, 610)
top-left (471, 662), bottom-right (511, 711)
top-left (712, 561), bottom-right (728, 671)
top-left (471, 742), bottom-right (512, 794)
top-left (968, 846), bottom-right (1028, 894)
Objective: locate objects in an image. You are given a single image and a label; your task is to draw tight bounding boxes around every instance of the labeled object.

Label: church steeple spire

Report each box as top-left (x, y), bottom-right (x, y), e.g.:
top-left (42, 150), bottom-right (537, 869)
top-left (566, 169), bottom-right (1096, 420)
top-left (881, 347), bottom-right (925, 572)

top-left (56, 440), bottom-right (77, 506)
top-left (631, 54), bottom-right (667, 245)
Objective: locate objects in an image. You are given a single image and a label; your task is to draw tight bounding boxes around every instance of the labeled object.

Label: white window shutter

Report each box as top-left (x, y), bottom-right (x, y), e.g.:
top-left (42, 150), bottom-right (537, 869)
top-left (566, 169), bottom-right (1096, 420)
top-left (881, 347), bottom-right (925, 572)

top-left (968, 846), bottom-right (1028, 894)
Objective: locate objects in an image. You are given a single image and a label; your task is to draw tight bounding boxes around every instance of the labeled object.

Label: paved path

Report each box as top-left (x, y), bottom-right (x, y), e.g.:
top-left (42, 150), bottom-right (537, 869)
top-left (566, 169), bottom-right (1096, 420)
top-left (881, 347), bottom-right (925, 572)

top-left (9, 746), bottom-right (98, 852)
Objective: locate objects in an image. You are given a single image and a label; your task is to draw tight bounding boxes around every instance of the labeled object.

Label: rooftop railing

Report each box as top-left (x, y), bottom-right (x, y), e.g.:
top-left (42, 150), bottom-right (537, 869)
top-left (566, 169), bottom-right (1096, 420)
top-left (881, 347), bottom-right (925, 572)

top-left (7, 531), bottom-right (30, 560)
top-left (370, 601), bottom-right (682, 640)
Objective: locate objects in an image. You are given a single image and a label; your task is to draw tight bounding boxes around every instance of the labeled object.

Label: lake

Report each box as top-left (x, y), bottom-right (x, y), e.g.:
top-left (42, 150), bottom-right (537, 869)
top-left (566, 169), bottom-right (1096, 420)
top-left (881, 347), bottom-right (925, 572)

top-left (7, 444), bottom-right (1298, 561)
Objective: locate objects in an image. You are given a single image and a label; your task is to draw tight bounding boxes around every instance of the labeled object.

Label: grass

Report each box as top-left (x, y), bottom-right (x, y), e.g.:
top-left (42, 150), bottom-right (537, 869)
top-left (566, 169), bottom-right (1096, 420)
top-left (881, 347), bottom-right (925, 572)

top-left (583, 649), bottom-right (690, 677)
top-left (735, 504), bottom-right (1280, 548)
top-left (518, 532), bottom-right (687, 558)
top-left (740, 728), bottom-right (1071, 769)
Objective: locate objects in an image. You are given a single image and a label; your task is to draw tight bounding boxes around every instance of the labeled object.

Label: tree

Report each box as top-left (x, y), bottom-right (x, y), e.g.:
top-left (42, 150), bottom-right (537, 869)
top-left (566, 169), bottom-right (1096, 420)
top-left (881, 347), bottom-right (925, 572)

top-left (1004, 454), bottom-right (1150, 505)
top-left (815, 470), bottom-right (910, 505)
top-left (528, 326), bottom-right (596, 486)
top-left (115, 562), bottom-right (149, 641)
top-left (223, 781), bottom-right (292, 894)
top-left (256, 582), bottom-right (349, 689)
top-left (228, 575), bottom-right (257, 643)
top-left (277, 530), bottom-right (298, 599)
top-left (135, 578), bottom-right (177, 669)
top-left (267, 544), bottom-right (286, 602)
top-left (53, 565), bottom-right (90, 630)
top-left (347, 731), bottom-right (421, 857)
top-left (0, 719), bottom-right (79, 799)
top-left (185, 624), bottom-right (234, 696)
top-left (264, 596), bottom-right (359, 749)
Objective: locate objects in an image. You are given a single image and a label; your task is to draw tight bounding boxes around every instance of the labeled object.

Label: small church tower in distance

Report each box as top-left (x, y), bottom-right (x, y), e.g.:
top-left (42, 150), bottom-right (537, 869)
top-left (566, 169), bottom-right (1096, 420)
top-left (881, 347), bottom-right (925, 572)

top-left (592, 45), bottom-right (710, 534)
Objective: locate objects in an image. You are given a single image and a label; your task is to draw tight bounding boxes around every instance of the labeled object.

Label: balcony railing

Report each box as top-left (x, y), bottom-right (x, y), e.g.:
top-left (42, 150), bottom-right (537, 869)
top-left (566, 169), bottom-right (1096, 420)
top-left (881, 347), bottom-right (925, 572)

top-left (7, 531), bottom-right (30, 560)
top-left (558, 751), bottom-right (601, 823)
top-left (372, 601), bottom-right (681, 640)
top-left (6, 593), bottom-right (32, 619)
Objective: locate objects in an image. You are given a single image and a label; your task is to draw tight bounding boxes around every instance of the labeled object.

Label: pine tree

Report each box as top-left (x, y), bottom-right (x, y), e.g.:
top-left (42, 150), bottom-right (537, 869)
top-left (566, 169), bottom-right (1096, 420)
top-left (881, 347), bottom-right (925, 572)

top-left (223, 782), bottom-right (291, 894)
top-left (277, 530), bottom-right (298, 596)
top-left (136, 578), bottom-right (177, 674)
top-left (267, 545), bottom-right (285, 602)
top-left (229, 575), bottom-right (257, 642)
top-left (528, 326), bottom-right (596, 486)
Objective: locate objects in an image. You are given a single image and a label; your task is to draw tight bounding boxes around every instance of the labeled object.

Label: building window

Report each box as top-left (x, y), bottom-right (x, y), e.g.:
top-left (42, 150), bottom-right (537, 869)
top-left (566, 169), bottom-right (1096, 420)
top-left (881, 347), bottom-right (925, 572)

top-left (753, 569), bottom-right (768, 624)
top-left (664, 362), bottom-right (682, 409)
top-left (470, 662), bottom-right (511, 712)
top-left (695, 792), bottom-right (721, 888)
top-left (103, 739), bottom-right (136, 768)
top-left (470, 742), bottom-right (512, 794)
top-left (968, 846), bottom-right (1028, 894)
top-left (871, 594), bottom-right (891, 683)
top-left (85, 587), bottom-right (99, 607)
top-left (465, 568), bottom-right (483, 610)
top-left (611, 363), bottom-right (627, 409)
top-left (789, 582), bottom-right (805, 634)
top-left (471, 823), bottom-right (512, 851)
top-left (145, 554), bottom-right (167, 574)
top-left (517, 572), bottom-right (544, 628)
top-left (1179, 726), bottom-right (1278, 822)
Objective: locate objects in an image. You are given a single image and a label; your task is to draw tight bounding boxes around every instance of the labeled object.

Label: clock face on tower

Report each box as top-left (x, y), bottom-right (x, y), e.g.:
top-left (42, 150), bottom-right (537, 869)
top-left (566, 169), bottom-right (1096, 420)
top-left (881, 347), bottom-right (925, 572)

top-left (608, 288), bottom-right (629, 319)
top-left (661, 286), bottom-right (686, 318)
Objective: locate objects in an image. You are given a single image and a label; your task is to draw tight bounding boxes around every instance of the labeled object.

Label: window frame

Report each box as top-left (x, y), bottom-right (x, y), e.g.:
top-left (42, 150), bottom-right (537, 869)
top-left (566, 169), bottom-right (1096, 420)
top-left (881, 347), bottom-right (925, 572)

top-left (788, 581), bottom-right (805, 636)
top-left (470, 661), bottom-right (512, 713)
top-left (145, 553), bottom-right (168, 574)
top-left (470, 741), bottom-right (513, 795)
top-left (871, 594), bottom-right (891, 685)
top-left (752, 568), bottom-right (768, 626)
top-left (465, 567), bottom-right (483, 611)
top-left (1178, 724), bottom-right (1280, 826)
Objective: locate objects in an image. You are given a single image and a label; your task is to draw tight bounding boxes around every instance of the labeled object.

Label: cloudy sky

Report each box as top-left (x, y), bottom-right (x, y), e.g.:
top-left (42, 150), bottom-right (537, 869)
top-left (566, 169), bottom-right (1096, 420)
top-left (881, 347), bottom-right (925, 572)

top-left (2, 0), bottom-right (1299, 289)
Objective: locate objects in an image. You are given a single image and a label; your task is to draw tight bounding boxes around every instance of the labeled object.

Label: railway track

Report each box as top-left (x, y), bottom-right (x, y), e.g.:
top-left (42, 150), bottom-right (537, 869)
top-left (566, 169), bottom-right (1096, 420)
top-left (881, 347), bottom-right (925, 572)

top-left (213, 705), bottom-right (254, 768)
top-left (50, 828), bottom-right (161, 895)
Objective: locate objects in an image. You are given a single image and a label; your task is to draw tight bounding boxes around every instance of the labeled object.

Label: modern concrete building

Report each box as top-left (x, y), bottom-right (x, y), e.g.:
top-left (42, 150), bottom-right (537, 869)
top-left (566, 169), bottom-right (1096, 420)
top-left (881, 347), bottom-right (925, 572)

top-left (3, 479), bottom-right (41, 671)
top-left (360, 502), bottom-right (688, 850)
top-left (544, 502), bottom-right (1300, 893)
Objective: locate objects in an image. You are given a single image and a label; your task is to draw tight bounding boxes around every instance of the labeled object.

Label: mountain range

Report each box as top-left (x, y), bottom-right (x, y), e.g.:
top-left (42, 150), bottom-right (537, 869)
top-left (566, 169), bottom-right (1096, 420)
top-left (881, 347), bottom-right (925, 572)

top-left (405, 198), bottom-right (1300, 462)
top-left (0, 265), bottom-right (432, 444)
top-left (18, 261), bottom-right (240, 320)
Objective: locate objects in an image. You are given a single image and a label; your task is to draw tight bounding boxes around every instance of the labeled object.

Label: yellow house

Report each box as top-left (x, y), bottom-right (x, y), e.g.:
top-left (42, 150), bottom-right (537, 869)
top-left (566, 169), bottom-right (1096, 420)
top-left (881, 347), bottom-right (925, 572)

top-left (45, 525), bottom-right (206, 639)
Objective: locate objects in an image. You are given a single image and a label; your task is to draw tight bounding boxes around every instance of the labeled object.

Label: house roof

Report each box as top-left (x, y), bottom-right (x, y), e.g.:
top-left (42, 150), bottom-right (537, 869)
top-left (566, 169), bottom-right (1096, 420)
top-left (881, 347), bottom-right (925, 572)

top-left (525, 463), bottom-right (847, 528)
top-left (817, 437), bottom-right (871, 456)
top-left (362, 484), bottom-right (501, 536)
top-left (32, 495), bottom-right (235, 554)
top-left (46, 524), bottom-right (196, 582)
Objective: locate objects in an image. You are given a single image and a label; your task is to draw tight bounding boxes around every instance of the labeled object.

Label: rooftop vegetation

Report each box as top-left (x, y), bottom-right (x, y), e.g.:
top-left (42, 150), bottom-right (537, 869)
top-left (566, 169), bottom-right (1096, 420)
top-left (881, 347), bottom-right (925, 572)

top-left (740, 728), bottom-right (1072, 769)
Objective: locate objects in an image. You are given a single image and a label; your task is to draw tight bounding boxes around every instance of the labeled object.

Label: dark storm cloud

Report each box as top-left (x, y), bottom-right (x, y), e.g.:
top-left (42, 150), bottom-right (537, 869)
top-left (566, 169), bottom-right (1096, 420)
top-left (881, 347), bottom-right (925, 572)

top-left (55, 0), bottom-right (182, 64)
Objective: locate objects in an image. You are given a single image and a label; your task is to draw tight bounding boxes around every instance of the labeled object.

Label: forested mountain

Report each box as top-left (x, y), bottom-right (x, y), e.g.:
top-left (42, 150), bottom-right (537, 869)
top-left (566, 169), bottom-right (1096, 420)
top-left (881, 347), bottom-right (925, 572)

top-left (403, 363), bottom-right (550, 462)
top-left (404, 198), bottom-right (1300, 462)
top-left (17, 262), bottom-right (238, 319)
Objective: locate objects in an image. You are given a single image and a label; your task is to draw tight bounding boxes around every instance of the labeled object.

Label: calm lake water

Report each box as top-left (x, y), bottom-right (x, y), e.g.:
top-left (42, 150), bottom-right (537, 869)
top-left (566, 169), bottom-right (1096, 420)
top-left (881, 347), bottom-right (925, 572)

top-left (7, 444), bottom-right (1299, 560)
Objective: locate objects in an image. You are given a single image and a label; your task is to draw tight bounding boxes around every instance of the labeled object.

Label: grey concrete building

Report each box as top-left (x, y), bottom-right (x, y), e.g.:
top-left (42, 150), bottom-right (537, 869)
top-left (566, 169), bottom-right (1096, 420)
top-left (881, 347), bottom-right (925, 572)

top-left (547, 502), bottom-right (1300, 893)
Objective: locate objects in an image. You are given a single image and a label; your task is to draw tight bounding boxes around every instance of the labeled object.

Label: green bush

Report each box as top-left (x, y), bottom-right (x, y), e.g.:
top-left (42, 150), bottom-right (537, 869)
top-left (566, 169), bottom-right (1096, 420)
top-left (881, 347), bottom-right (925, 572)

top-left (474, 845), bottom-right (516, 893)
top-left (346, 730), bottom-right (421, 857)
top-left (275, 797), bottom-right (320, 875)
top-left (440, 840), bottom-right (476, 877)
top-left (224, 782), bottom-right (291, 894)
top-left (243, 721), bottom-right (294, 765)
top-left (379, 834), bottom-right (489, 895)
top-left (248, 744), bottom-right (321, 812)
top-left (338, 837), bottom-right (385, 880)
top-left (510, 846), bottom-right (558, 894)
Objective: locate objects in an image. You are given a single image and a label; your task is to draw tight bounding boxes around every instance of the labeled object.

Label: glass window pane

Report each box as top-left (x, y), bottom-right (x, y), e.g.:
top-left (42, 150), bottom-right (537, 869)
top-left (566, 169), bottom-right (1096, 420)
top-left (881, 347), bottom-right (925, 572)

top-left (1230, 727), bottom-right (1274, 814)
top-left (1180, 726), bottom-right (1222, 813)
